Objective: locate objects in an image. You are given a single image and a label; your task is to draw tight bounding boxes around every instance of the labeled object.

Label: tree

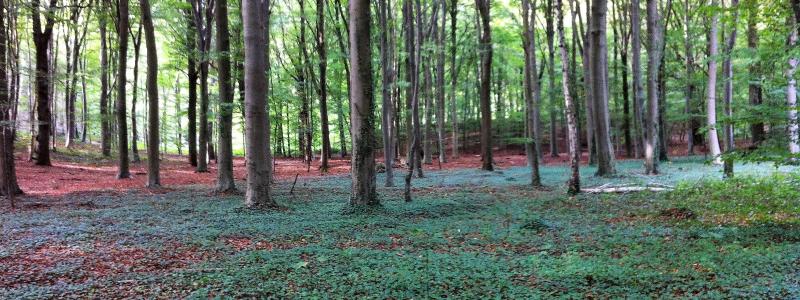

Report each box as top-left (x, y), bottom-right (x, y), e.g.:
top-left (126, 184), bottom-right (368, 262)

top-left (185, 8), bottom-right (199, 166)
top-left (317, 0), bottom-right (332, 172)
top-left (448, 0), bottom-right (458, 159)
top-left (116, 0), bottom-right (131, 179)
top-left (556, 0), bottom-right (579, 194)
top-left (747, 1), bottom-right (764, 145)
top-left (216, 0), bottom-right (236, 192)
top-left (545, 0), bottom-right (559, 158)
top-left (435, 0), bottom-right (447, 165)
top-left (721, 0), bottom-right (739, 176)
top-left (789, 0), bottom-right (800, 155)
top-left (644, 0), bottom-right (662, 175)
top-left (706, 0), bottom-right (723, 164)
top-left (31, 0), bottom-right (59, 166)
top-left (348, 0), bottom-right (378, 206)
top-left (130, 21), bottom-right (143, 162)
top-left (522, 0), bottom-right (541, 186)
top-left (99, 0), bottom-right (111, 157)
top-left (141, 0), bottom-right (159, 187)
top-left (588, 0), bottom-right (616, 176)
top-left (191, 0), bottom-right (213, 172)
top-left (378, 0), bottom-right (394, 186)
top-left (0, 0), bottom-right (21, 200)
top-left (243, 0), bottom-right (276, 208)
top-left (476, 0), bottom-right (493, 171)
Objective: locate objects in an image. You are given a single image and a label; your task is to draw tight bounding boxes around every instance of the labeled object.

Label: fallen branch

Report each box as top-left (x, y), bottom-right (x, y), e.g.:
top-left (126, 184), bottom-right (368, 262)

top-left (583, 184), bottom-right (674, 194)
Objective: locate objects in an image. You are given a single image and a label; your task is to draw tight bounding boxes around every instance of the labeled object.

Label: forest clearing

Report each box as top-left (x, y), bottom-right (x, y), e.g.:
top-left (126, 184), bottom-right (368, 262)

top-left (2, 0), bottom-right (800, 297)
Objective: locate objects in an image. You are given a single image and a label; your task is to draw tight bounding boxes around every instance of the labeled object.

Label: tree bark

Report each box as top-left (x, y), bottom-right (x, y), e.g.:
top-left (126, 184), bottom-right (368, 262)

top-left (116, 0), bottom-right (131, 179)
top-left (789, 0), bottom-right (800, 155)
top-left (546, 0), bottom-right (559, 157)
top-left (0, 0), bottom-right (22, 199)
top-left (216, 0), bottom-right (236, 192)
top-left (317, 0), bottom-right (332, 171)
top-left (449, 0), bottom-right (458, 159)
top-left (379, 0), bottom-right (395, 186)
top-left (131, 22), bottom-right (143, 163)
top-left (706, 0), bottom-right (723, 163)
top-left (747, 3), bottom-right (764, 145)
top-left (476, 0), bottom-right (493, 171)
top-left (31, 0), bottom-right (58, 166)
top-left (140, 0), bottom-right (160, 187)
top-left (192, 0), bottom-right (212, 172)
top-left (349, 0), bottom-right (378, 206)
top-left (722, 0), bottom-right (739, 176)
top-left (589, 0), bottom-right (616, 176)
top-left (99, 1), bottom-right (111, 157)
top-left (186, 7), bottom-right (199, 166)
top-left (243, 0), bottom-right (276, 208)
top-left (683, 0), bottom-right (699, 155)
top-left (644, 0), bottom-right (661, 175)
top-left (522, 0), bottom-right (542, 186)
top-left (556, 0), bottom-right (580, 194)
top-left (436, 0), bottom-right (447, 164)
top-left (630, 0), bottom-right (645, 159)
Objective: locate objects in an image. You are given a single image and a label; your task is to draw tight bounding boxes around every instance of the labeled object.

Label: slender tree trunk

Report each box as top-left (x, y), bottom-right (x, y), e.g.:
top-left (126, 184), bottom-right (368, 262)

top-left (379, 0), bottom-right (395, 186)
top-left (349, 0), bottom-right (378, 206)
top-left (192, 0), bottom-right (212, 172)
top-left (644, 0), bottom-right (661, 175)
top-left (631, 0), bottom-right (645, 159)
top-left (317, 0), bottom-right (332, 171)
top-left (789, 0), bottom-right (800, 155)
top-left (216, 0), bottom-right (236, 192)
top-left (546, 0), bottom-right (559, 157)
top-left (116, 0), bottom-right (131, 179)
top-left (706, 0), bottom-right (723, 163)
top-left (185, 7), bottom-right (198, 166)
top-left (436, 0), bottom-right (447, 164)
top-left (99, 2), bottom-right (111, 156)
top-left (722, 0), bottom-right (739, 176)
top-left (522, 0), bottom-right (541, 186)
top-left (476, 0), bottom-right (493, 171)
top-left (449, 0), bottom-right (458, 159)
top-left (683, 0), bottom-right (698, 155)
top-left (131, 23), bottom-right (142, 163)
top-left (556, 0), bottom-right (580, 194)
top-left (589, 0), bottom-right (616, 175)
top-left (140, 0), bottom-right (160, 187)
top-left (747, 3), bottom-right (764, 145)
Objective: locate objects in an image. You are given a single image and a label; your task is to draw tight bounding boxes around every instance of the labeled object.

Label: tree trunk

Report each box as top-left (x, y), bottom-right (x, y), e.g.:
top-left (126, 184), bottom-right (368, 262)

top-left (0, 0), bottom-right (22, 199)
top-left (32, 0), bottom-right (58, 166)
top-left (100, 1), bottom-right (111, 157)
top-left (722, 0), bottom-right (739, 176)
top-left (522, 0), bottom-right (541, 186)
top-left (243, 0), bottom-right (276, 208)
top-left (215, 0), bottom-right (236, 192)
top-left (436, 0), bottom-right (447, 164)
top-left (349, 0), bottom-right (378, 206)
top-left (116, 0), bottom-right (131, 179)
top-left (476, 0), bottom-right (493, 171)
top-left (706, 0), bottom-right (723, 163)
top-left (546, 0), bottom-right (559, 157)
top-left (747, 3), bottom-right (764, 145)
top-left (192, 0), bottom-right (212, 172)
top-left (449, 0), bottom-right (459, 159)
top-left (789, 0), bottom-right (800, 155)
top-left (683, 0), bottom-right (698, 155)
top-left (131, 23), bottom-right (143, 163)
top-left (379, 0), bottom-right (395, 186)
top-left (186, 8), bottom-right (199, 166)
top-left (140, 0), bottom-right (160, 187)
top-left (317, 0), bottom-right (332, 171)
top-left (556, 0), bottom-right (580, 194)
top-left (644, 0), bottom-right (661, 175)
top-left (589, 0), bottom-right (616, 176)
top-left (630, 0), bottom-right (645, 159)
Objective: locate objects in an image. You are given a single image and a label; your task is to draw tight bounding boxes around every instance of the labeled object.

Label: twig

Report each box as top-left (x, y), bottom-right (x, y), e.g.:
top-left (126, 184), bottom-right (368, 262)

top-left (289, 174), bottom-right (299, 194)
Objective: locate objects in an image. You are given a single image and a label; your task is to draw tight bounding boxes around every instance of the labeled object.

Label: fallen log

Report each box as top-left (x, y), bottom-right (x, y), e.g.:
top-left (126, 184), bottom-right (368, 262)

top-left (583, 184), bottom-right (674, 194)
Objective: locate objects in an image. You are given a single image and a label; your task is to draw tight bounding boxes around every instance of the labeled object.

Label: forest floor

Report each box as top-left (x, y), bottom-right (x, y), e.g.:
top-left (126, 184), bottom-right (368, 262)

top-left (2, 145), bottom-right (800, 298)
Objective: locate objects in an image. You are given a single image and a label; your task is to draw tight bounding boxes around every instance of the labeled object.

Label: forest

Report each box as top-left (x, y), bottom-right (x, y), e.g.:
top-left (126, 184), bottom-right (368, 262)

top-left (1, 0), bottom-right (800, 297)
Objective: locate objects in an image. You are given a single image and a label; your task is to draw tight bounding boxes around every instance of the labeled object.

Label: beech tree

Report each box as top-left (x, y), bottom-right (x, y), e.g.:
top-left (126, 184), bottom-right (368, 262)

top-left (644, 0), bottom-right (662, 175)
top-left (216, 0), bottom-right (236, 192)
top-left (349, 0), bottom-right (377, 206)
top-left (116, 0), bottom-right (131, 179)
top-left (31, 0), bottom-right (58, 166)
top-left (243, 0), bottom-right (276, 208)
top-left (588, 0), bottom-right (616, 176)
top-left (556, 0), bottom-right (579, 194)
top-left (522, 0), bottom-right (541, 186)
top-left (706, 0), bottom-right (723, 163)
top-left (0, 0), bottom-right (21, 199)
top-left (141, 0), bottom-right (159, 187)
top-left (476, 0), bottom-right (492, 171)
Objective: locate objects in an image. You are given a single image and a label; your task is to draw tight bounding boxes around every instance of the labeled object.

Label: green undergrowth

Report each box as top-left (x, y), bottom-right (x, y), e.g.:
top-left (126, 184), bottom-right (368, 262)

top-left (1, 159), bottom-right (799, 298)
